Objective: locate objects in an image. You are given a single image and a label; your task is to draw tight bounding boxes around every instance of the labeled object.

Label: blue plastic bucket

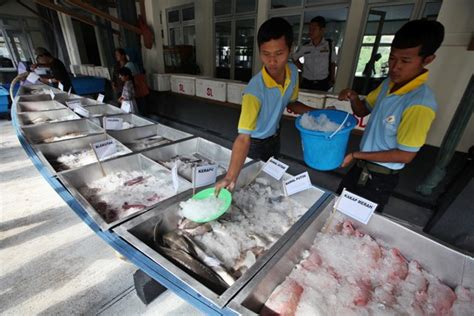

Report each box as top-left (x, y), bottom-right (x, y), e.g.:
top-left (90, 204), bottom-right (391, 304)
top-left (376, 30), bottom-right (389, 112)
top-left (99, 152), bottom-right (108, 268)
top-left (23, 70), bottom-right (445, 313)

top-left (295, 109), bottom-right (357, 171)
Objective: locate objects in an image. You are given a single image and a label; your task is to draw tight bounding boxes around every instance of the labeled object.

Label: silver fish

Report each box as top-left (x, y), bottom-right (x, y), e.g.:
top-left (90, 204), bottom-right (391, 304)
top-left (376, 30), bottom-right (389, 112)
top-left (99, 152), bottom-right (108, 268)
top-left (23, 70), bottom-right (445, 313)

top-left (181, 233), bottom-right (235, 286)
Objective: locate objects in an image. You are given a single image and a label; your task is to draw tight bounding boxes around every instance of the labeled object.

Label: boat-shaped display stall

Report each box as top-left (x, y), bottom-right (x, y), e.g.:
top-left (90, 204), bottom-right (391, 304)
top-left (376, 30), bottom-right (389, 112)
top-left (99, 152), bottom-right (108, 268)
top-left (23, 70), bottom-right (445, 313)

top-left (11, 83), bottom-right (472, 315)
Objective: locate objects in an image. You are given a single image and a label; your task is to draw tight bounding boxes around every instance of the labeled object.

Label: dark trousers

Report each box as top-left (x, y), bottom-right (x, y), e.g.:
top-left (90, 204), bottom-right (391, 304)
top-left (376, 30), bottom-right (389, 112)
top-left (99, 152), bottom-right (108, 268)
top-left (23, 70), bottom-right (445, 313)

top-left (301, 77), bottom-right (331, 92)
top-left (248, 133), bottom-right (280, 162)
top-left (336, 163), bottom-right (400, 212)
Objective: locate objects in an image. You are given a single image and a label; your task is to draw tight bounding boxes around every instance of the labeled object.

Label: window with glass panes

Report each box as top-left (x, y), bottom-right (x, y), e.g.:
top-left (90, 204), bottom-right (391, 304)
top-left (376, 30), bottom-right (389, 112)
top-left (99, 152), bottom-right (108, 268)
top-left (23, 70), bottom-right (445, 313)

top-left (167, 5), bottom-right (195, 46)
top-left (214, 0), bottom-right (257, 81)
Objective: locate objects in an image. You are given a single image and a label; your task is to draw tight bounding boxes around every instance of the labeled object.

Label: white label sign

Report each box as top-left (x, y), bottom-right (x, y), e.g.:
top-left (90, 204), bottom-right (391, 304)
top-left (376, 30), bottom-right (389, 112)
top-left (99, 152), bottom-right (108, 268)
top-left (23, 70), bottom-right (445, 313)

top-left (284, 172), bottom-right (312, 196)
top-left (49, 89), bottom-right (55, 100)
top-left (103, 117), bottom-right (123, 130)
top-left (58, 82), bottom-right (64, 91)
top-left (65, 100), bottom-right (81, 110)
top-left (262, 157), bottom-right (289, 180)
top-left (26, 72), bottom-right (40, 83)
top-left (336, 188), bottom-right (378, 225)
top-left (92, 139), bottom-right (117, 160)
top-left (121, 101), bottom-right (131, 113)
top-left (97, 93), bottom-right (104, 103)
top-left (172, 164), bottom-right (179, 193)
top-left (74, 105), bottom-right (89, 117)
top-left (193, 164), bottom-right (218, 188)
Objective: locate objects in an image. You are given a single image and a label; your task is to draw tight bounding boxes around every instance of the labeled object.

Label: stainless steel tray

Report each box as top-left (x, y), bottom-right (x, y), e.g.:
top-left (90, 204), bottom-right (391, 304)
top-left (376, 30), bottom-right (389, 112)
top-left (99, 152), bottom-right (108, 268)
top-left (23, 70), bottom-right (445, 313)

top-left (113, 161), bottom-right (327, 308)
top-left (21, 119), bottom-right (103, 144)
top-left (58, 154), bottom-right (192, 230)
top-left (17, 100), bottom-right (66, 112)
top-left (17, 108), bottom-right (81, 126)
top-left (108, 124), bottom-right (194, 152)
top-left (16, 84), bottom-right (61, 96)
top-left (228, 197), bottom-right (474, 315)
top-left (33, 133), bottom-right (132, 174)
top-left (141, 137), bottom-right (250, 181)
top-left (74, 98), bottom-right (103, 106)
top-left (90, 113), bottom-right (155, 129)
top-left (76, 104), bottom-right (124, 118)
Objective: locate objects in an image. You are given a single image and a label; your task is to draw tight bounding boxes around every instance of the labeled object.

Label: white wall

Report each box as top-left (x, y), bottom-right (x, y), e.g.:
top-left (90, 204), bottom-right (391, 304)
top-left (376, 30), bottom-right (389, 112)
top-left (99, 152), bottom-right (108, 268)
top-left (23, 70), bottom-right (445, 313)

top-left (194, 1), bottom-right (213, 76)
top-left (425, 0), bottom-right (474, 152)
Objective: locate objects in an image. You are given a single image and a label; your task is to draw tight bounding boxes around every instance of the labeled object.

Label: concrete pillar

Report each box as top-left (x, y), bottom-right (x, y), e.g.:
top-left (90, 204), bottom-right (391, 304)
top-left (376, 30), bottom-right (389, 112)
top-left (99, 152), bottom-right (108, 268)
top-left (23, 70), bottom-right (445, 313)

top-left (252, 0), bottom-right (270, 75)
top-left (333, 0), bottom-right (367, 93)
top-left (424, 0), bottom-right (474, 152)
top-left (195, 1), bottom-right (213, 76)
top-left (56, 13), bottom-right (81, 65)
top-left (142, 0), bottom-right (165, 73)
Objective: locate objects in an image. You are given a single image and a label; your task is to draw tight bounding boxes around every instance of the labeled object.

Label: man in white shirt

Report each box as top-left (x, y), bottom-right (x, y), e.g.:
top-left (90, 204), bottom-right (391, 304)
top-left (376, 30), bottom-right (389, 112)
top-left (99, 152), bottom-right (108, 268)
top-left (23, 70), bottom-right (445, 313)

top-left (292, 16), bottom-right (337, 91)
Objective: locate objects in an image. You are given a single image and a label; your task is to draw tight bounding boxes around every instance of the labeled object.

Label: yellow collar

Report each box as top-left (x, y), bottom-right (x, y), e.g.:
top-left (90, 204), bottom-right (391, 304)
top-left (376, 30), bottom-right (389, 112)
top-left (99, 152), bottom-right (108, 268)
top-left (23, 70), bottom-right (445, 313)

top-left (389, 70), bottom-right (429, 95)
top-left (262, 64), bottom-right (292, 95)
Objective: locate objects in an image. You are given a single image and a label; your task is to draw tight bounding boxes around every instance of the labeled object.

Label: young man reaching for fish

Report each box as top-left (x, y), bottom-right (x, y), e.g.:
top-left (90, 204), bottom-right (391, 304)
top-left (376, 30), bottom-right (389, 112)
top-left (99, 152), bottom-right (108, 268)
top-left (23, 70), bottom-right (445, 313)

top-left (215, 17), bottom-right (305, 193)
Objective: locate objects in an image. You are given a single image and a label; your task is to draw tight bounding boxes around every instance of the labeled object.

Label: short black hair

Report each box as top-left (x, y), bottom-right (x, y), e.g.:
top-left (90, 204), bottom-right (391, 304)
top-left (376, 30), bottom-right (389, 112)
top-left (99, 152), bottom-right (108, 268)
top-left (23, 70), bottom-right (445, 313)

top-left (115, 48), bottom-right (127, 57)
top-left (257, 17), bottom-right (293, 49)
top-left (392, 19), bottom-right (444, 57)
top-left (310, 16), bottom-right (326, 28)
top-left (118, 66), bottom-right (132, 78)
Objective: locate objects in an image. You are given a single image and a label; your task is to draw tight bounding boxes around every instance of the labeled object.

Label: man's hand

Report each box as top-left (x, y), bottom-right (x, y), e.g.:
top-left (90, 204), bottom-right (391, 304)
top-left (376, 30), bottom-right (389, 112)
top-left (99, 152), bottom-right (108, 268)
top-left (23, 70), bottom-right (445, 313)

top-left (286, 101), bottom-right (313, 115)
top-left (338, 89), bottom-right (359, 102)
top-left (215, 177), bottom-right (235, 196)
top-left (341, 152), bottom-right (355, 168)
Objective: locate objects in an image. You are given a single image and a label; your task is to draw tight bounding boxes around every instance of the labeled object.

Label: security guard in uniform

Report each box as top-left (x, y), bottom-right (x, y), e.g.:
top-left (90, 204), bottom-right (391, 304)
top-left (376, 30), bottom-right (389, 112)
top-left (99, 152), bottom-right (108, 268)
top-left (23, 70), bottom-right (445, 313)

top-left (292, 16), bottom-right (337, 91)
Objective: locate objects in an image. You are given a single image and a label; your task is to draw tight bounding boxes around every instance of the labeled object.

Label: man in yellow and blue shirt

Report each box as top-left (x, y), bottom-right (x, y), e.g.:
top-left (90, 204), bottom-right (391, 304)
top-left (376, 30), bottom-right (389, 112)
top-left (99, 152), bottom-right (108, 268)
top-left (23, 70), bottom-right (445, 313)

top-left (215, 17), bottom-right (303, 193)
top-left (336, 19), bottom-right (445, 210)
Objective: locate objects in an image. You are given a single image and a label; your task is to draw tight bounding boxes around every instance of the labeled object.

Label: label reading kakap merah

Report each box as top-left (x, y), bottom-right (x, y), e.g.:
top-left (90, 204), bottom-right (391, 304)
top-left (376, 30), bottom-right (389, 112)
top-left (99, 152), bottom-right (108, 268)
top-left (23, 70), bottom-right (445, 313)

top-left (336, 188), bottom-right (378, 225)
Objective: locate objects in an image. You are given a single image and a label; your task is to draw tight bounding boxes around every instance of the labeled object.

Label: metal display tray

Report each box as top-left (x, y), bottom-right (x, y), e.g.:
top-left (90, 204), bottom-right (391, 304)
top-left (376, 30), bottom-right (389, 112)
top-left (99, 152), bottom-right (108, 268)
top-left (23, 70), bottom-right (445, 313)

top-left (113, 161), bottom-right (328, 308)
top-left (90, 113), bottom-right (155, 129)
top-left (16, 84), bottom-right (61, 96)
top-left (108, 123), bottom-right (194, 152)
top-left (77, 104), bottom-right (124, 118)
top-left (141, 137), bottom-right (250, 181)
top-left (17, 100), bottom-right (66, 112)
top-left (228, 197), bottom-right (474, 315)
top-left (17, 108), bottom-right (81, 126)
top-left (58, 154), bottom-right (192, 230)
top-left (21, 119), bottom-right (104, 144)
top-left (33, 133), bottom-right (132, 175)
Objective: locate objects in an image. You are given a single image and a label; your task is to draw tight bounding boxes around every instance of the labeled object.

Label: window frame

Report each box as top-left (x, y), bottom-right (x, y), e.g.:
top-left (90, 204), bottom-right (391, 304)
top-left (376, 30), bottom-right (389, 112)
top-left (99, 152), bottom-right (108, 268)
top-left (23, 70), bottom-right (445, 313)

top-left (213, 0), bottom-right (257, 81)
top-left (166, 4), bottom-right (195, 46)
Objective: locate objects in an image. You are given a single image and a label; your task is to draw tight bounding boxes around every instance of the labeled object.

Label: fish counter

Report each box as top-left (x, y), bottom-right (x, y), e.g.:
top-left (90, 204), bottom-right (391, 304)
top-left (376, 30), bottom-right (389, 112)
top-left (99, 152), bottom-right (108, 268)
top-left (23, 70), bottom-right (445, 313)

top-left (11, 84), bottom-right (473, 315)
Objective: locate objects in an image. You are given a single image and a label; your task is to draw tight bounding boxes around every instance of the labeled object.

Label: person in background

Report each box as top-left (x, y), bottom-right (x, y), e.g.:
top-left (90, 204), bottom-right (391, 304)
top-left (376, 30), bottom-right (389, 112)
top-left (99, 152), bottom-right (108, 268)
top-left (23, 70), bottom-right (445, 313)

top-left (112, 48), bottom-right (149, 113)
top-left (215, 17), bottom-right (306, 193)
top-left (292, 16), bottom-right (337, 92)
top-left (118, 67), bottom-right (138, 114)
top-left (112, 48), bottom-right (139, 100)
top-left (32, 48), bottom-right (74, 93)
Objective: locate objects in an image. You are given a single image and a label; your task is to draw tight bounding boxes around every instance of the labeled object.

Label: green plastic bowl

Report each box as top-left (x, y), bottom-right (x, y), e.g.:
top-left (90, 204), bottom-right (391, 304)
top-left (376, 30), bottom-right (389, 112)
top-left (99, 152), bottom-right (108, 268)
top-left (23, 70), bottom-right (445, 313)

top-left (186, 188), bottom-right (232, 223)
